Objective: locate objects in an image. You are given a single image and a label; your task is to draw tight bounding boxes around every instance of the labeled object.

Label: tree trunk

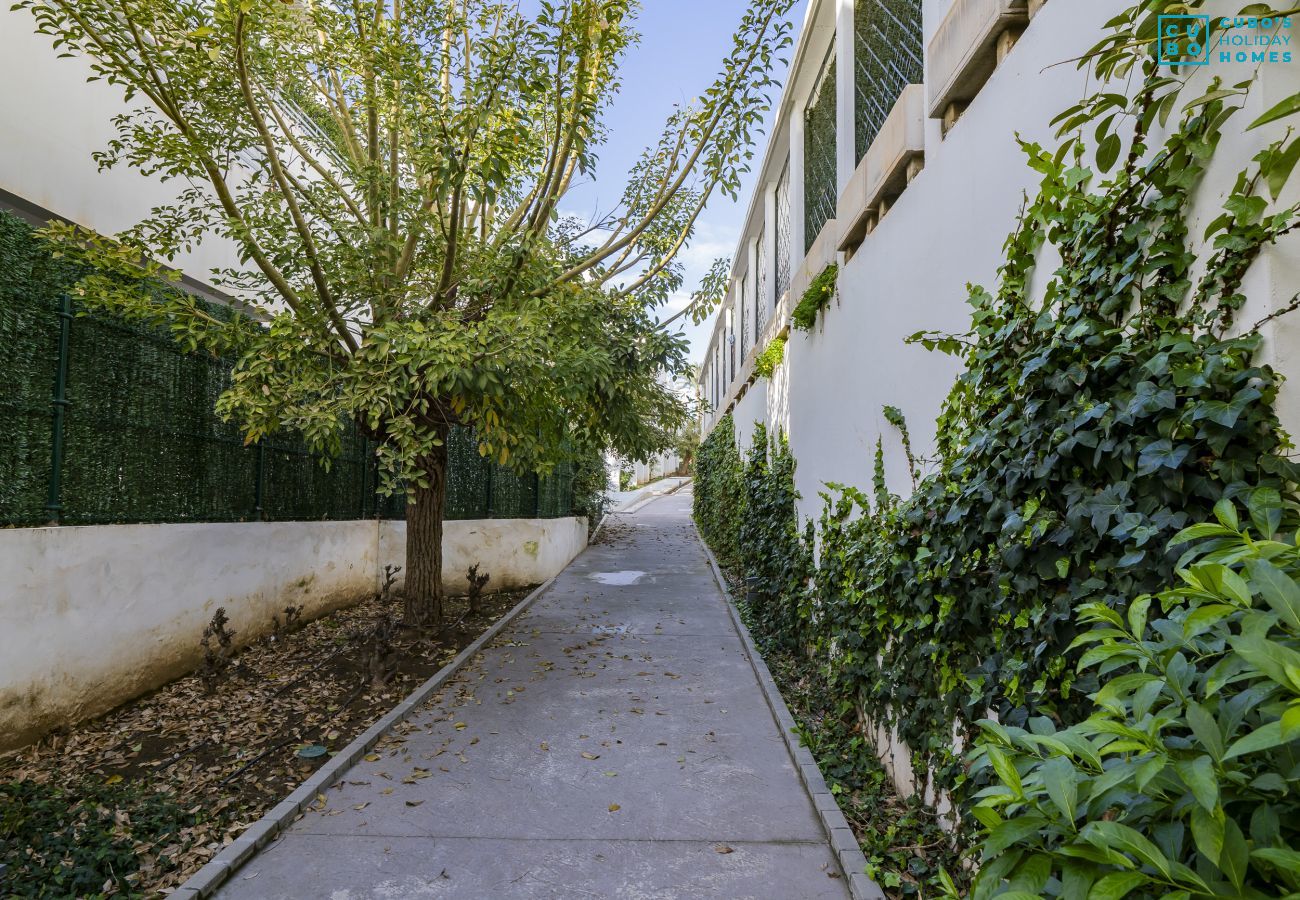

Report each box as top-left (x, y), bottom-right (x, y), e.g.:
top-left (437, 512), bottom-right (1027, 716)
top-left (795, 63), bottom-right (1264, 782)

top-left (404, 437), bottom-right (448, 626)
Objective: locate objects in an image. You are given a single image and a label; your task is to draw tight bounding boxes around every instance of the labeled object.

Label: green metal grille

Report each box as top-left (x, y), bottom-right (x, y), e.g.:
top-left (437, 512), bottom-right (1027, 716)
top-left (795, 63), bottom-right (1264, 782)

top-left (854, 0), bottom-right (923, 160)
top-left (775, 163), bottom-right (792, 300)
top-left (0, 210), bottom-right (581, 526)
top-left (755, 226), bottom-right (768, 339)
top-left (804, 54), bottom-right (838, 252)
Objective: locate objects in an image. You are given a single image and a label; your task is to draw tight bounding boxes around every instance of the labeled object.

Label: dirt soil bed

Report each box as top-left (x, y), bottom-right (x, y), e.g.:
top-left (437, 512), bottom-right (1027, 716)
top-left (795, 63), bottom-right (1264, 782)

top-left (0, 585), bottom-right (531, 898)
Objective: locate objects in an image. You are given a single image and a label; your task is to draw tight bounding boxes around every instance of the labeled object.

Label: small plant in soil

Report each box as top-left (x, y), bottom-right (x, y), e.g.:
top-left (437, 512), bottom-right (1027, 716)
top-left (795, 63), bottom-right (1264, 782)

top-left (270, 603), bottom-right (303, 637)
top-left (465, 564), bottom-right (490, 615)
top-left (350, 566), bottom-right (402, 686)
top-left (0, 777), bottom-right (202, 898)
top-left (197, 607), bottom-right (236, 694)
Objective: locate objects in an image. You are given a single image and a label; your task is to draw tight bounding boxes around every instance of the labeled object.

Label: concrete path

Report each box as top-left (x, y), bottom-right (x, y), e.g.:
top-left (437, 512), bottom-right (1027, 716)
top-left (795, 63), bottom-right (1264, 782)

top-left (216, 491), bottom-right (850, 899)
top-left (606, 475), bottom-right (692, 513)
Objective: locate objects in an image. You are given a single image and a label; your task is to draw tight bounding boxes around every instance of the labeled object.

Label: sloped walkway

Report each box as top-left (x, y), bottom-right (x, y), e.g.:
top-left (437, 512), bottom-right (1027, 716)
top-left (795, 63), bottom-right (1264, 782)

top-left (216, 491), bottom-right (850, 899)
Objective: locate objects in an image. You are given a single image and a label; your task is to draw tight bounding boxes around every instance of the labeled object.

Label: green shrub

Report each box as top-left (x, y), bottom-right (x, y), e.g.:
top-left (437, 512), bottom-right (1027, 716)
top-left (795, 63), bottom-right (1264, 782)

top-left (968, 497), bottom-right (1300, 899)
top-left (738, 425), bottom-right (810, 646)
top-left (0, 778), bottom-right (201, 897)
top-left (753, 336), bottom-right (786, 379)
top-left (791, 264), bottom-right (837, 331)
top-left (693, 414), bottom-right (745, 568)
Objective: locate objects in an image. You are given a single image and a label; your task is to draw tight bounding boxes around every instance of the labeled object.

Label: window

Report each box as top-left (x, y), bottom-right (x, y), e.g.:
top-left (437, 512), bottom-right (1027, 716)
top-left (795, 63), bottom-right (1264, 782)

top-left (738, 279), bottom-right (749, 359)
top-left (855, 0), bottom-right (923, 160)
top-left (804, 51), bottom-right (837, 251)
top-left (755, 227), bottom-right (768, 340)
top-left (775, 162), bottom-right (792, 301)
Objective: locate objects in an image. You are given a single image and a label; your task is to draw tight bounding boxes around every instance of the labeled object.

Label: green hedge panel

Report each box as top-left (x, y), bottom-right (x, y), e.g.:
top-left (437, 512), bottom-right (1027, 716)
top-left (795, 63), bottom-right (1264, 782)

top-left (0, 210), bottom-right (579, 526)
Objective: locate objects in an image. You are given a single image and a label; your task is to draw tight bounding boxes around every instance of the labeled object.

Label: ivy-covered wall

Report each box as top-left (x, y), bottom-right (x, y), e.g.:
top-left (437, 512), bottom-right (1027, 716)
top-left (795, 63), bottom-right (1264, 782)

top-left (696, 19), bottom-right (1300, 891)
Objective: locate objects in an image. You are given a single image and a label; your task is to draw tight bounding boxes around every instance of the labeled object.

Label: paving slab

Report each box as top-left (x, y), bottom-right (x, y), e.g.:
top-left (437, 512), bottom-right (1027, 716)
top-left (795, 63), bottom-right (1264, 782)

top-left (215, 492), bottom-right (851, 899)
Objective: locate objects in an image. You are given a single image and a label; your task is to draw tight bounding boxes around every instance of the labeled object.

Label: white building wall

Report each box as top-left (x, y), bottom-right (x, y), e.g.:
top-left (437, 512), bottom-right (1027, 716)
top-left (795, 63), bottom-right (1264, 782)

top-left (696, 0), bottom-right (1300, 802)
top-left (733, 379), bottom-right (770, 452)
top-left (700, 0), bottom-right (1300, 524)
top-left (0, 4), bottom-right (242, 293)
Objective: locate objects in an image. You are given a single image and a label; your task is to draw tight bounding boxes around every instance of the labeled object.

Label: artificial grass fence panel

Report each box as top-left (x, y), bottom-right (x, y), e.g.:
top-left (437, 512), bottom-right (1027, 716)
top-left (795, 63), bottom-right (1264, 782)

top-left (0, 210), bottom-right (578, 526)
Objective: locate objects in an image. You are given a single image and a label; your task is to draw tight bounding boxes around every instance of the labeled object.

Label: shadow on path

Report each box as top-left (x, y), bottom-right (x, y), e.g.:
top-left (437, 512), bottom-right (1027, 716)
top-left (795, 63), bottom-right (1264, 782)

top-left (216, 491), bottom-right (850, 899)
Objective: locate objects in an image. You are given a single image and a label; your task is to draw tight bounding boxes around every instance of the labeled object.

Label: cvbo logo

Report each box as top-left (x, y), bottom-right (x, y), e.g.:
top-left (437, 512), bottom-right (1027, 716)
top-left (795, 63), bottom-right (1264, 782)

top-left (1158, 15), bottom-right (1211, 66)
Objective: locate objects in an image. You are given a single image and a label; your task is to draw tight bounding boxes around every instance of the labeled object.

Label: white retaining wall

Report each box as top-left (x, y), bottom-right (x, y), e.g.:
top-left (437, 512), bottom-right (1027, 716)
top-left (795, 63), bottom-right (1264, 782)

top-left (0, 517), bottom-right (587, 751)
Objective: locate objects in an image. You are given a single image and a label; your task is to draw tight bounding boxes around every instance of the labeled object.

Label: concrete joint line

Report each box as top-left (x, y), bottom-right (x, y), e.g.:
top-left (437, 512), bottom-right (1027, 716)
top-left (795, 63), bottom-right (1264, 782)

top-left (694, 523), bottom-right (885, 900)
top-left (174, 576), bottom-right (557, 898)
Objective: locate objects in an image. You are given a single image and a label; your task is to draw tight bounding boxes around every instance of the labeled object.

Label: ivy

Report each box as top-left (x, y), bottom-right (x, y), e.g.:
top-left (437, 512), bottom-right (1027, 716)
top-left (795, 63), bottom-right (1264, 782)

top-left (791, 263), bottom-right (838, 331)
top-left (693, 413), bottom-right (746, 570)
top-left (969, 499), bottom-right (1300, 898)
top-left (0, 778), bottom-right (202, 897)
top-left (753, 336), bottom-right (786, 379)
top-left (738, 425), bottom-right (812, 647)
top-left (695, 34), bottom-right (1300, 880)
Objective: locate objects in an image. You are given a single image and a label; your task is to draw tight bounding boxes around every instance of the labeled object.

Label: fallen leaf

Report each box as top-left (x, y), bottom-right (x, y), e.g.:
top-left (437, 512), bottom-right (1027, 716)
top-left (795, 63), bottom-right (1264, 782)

top-left (608, 803), bottom-right (621, 812)
top-left (406, 800), bottom-right (424, 807)
top-left (715, 845), bottom-right (734, 854)
top-left (581, 752), bottom-right (599, 760)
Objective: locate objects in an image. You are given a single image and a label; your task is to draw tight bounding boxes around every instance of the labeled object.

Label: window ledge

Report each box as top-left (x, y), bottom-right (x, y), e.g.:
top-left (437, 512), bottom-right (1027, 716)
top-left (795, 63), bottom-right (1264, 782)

top-left (837, 84), bottom-right (925, 252)
top-left (926, 0), bottom-right (1028, 119)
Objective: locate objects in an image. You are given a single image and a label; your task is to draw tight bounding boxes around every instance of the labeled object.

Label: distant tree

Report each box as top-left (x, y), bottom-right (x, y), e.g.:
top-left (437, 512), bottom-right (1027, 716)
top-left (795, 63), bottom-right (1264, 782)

top-left (23, 0), bottom-right (794, 623)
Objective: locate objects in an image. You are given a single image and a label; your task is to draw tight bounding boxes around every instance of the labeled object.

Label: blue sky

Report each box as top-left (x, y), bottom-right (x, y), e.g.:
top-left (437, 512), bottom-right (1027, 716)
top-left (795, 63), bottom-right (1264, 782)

top-left (561, 0), bottom-right (807, 368)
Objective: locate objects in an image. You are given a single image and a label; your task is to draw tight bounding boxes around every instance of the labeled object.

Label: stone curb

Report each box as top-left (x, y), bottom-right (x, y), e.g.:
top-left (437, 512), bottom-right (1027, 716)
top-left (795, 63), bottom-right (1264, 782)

top-left (170, 577), bottom-right (557, 899)
top-left (694, 525), bottom-right (885, 900)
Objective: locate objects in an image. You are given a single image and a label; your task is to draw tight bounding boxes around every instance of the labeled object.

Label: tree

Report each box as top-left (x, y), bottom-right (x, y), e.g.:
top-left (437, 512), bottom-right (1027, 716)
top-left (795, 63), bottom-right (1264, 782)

top-left (22, 0), bottom-right (794, 623)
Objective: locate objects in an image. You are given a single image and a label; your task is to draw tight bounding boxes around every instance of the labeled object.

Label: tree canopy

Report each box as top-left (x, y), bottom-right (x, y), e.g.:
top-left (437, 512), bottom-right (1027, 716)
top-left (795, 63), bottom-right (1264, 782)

top-left (27, 0), bottom-right (793, 489)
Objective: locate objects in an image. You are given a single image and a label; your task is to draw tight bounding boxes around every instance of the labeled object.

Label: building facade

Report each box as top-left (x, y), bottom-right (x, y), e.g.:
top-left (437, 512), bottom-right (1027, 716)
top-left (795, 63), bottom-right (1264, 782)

top-left (698, 0), bottom-right (1300, 530)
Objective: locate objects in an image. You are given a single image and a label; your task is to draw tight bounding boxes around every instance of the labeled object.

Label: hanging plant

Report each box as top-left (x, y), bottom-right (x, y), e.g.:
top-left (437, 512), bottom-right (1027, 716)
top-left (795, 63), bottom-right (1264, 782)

top-left (791, 264), bottom-right (838, 331)
top-left (753, 336), bottom-right (786, 378)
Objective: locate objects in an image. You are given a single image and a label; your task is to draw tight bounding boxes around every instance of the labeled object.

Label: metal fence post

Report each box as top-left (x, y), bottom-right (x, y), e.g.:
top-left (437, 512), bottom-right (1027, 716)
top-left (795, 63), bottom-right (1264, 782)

top-left (45, 293), bottom-right (73, 525)
top-left (484, 458), bottom-right (494, 519)
top-left (533, 472), bottom-right (541, 518)
top-left (253, 439), bottom-right (267, 520)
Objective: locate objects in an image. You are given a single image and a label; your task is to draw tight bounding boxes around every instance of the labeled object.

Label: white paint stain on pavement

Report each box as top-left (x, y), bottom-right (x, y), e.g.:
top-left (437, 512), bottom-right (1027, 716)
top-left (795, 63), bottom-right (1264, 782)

top-left (588, 570), bottom-right (646, 586)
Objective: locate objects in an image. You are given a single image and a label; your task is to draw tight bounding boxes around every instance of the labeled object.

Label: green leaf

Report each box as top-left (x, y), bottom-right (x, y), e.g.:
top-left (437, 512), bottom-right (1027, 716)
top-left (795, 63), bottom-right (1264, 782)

top-left (1246, 558), bottom-right (1300, 630)
top-left (986, 746), bottom-right (1024, 798)
top-left (983, 817), bottom-right (1046, 857)
top-left (1252, 847), bottom-right (1300, 876)
top-left (1246, 486), bottom-right (1283, 539)
top-left (1220, 817), bottom-right (1248, 889)
top-left (1190, 805), bottom-right (1224, 866)
top-left (1214, 499), bottom-right (1240, 531)
top-left (1042, 756), bottom-right (1079, 823)
top-left (1249, 93), bottom-right (1300, 130)
top-left (1223, 720), bottom-right (1289, 760)
top-left (1174, 755), bottom-right (1217, 811)
top-left (1081, 821), bottom-right (1173, 879)
top-left (1097, 133), bottom-right (1122, 172)
top-left (1185, 702), bottom-right (1226, 762)
top-left (1087, 871), bottom-right (1149, 900)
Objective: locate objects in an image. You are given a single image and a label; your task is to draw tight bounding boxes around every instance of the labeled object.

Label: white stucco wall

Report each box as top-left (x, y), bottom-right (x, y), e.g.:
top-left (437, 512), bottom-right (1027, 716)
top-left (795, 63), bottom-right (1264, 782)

top-left (0, 4), bottom-right (241, 289)
top-left (378, 517), bottom-right (590, 595)
top-left (701, 0), bottom-right (1300, 803)
top-left (733, 379), bottom-right (770, 451)
top-left (0, 516), bottom-right (587, 751)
